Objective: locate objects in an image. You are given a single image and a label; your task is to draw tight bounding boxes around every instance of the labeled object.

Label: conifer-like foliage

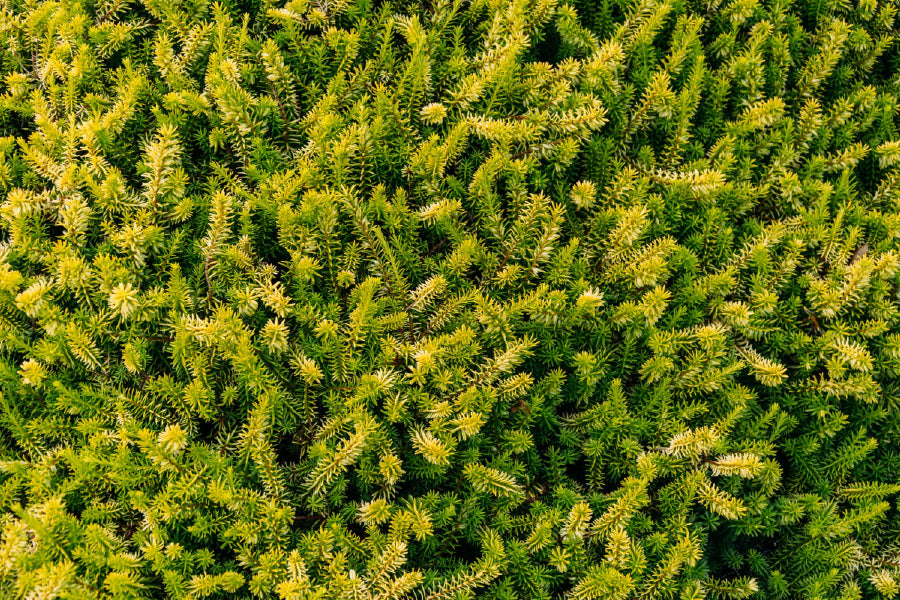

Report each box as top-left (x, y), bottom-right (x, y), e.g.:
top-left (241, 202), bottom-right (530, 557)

top-left (0, 0), bottom-right (900, 597)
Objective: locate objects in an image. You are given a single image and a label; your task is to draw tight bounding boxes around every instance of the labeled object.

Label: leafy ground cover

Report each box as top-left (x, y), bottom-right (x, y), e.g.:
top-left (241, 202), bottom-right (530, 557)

top-left (0, 0), bottom-right (900, 598)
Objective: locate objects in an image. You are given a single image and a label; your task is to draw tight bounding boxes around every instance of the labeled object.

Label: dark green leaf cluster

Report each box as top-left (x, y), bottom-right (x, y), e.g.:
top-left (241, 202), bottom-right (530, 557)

top-left (0, 0), bottom-right (899, 598)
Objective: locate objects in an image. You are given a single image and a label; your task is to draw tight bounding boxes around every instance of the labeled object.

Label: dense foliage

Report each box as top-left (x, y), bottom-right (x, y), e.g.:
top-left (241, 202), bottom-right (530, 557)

top-left (0, 0), bottom-right (900, 598)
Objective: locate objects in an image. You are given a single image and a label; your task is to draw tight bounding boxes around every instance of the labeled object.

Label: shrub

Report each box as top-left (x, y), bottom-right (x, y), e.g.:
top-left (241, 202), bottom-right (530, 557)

top-left (0, 0), bottom-right (899, 598)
